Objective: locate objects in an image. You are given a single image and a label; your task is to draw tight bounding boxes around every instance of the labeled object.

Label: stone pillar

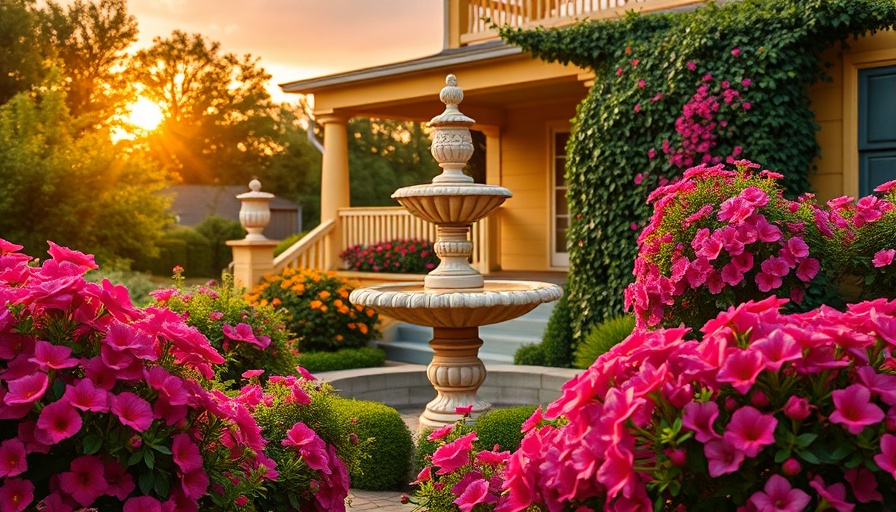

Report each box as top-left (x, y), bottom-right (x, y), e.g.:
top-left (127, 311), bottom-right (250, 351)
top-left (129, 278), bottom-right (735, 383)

top-left (227, 180), bottom-right (279, 289)
top-left (482, 126), bottom-right (503, 273)
top-left (318, 113), bottom-right (351, 270)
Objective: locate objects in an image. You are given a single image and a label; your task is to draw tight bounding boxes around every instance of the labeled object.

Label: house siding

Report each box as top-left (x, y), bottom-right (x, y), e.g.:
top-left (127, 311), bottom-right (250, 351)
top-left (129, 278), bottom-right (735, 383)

top-left (498, 99), bottom-right (580, 271)
top-left (808, 30), bottom-right (896, 201)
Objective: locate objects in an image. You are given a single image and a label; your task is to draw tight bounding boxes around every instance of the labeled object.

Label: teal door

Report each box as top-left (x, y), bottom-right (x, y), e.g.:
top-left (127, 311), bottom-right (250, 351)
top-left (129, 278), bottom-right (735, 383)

top-left (859, 65), bottom-right (896, 196)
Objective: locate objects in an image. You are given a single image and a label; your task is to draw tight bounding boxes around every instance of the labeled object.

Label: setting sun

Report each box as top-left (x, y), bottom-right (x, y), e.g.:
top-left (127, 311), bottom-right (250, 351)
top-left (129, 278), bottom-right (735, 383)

top-left (125, 96), bottom-right (164, 131)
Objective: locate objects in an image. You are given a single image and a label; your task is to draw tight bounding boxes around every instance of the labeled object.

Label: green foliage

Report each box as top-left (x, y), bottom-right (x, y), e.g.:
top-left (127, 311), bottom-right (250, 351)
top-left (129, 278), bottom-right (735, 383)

top-left (339, 238), bottom-right (439, 273)
top-left (499, 0), bottom-right (896, 346)
top-left (573, 314), bottom-right (635, 369)
top-left (0, 0), bottom-right (46, 105)
top-left (514, 290), bottom-right (574, 367)
top-left (131, 225), bottom-right (213, 277)
top-left (0, 69), bottom-right (172, 264)
top-left (153, 273), bottom-right (298, 385)
top-left (246, 267), bottom-right (380, 352)
top-left (195, 214), bottom-right (244, 277)
top-left (331, 398), bottom-right (414, 491)
top-left (252, 379), bottom-right (358, 511)
top-left (473, 406), bottom-right (539, 452)
top-left (273, 231), bottom-right (306, 257)
top-left (348, 118), bottom-right (442, 207)
top-left (295, 347), bottom-right (386, 373)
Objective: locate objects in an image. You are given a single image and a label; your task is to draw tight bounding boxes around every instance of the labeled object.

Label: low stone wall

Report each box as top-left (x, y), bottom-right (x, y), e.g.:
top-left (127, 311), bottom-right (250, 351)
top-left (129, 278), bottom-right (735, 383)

top-left (315, 364), bottom-right (583, 408)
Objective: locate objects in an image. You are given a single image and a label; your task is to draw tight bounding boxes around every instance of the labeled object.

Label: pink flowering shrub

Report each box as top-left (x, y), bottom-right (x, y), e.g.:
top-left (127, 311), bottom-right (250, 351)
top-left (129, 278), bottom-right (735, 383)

top-left (497, 295), bottom-right (896, 511)
top-left (339, 238), bottom-right (438, 274)
top-left (625, 160), bottom-right (827, 330)
top-left (0, 240), bottom-right (350, 511)
top-left (411, 408), bottom-right (510, 512)
top-left (150, 271), bottom-right (298, 385)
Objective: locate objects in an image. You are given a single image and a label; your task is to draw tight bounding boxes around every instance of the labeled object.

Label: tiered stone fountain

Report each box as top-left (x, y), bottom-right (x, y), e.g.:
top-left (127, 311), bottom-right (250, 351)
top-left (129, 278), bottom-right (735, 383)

top-left (349, 75), bottom-right (562, 429)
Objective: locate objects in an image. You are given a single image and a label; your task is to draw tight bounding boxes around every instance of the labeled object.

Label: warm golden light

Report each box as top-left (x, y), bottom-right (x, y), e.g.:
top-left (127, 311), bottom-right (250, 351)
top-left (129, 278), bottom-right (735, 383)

top-left (125, 96), bottom-right (164, 132)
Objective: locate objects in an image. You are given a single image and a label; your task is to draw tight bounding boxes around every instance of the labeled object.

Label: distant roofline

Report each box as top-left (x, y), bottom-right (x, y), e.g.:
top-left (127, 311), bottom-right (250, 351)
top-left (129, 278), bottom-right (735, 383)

top-left (279, 40), bottom-right (522, 94)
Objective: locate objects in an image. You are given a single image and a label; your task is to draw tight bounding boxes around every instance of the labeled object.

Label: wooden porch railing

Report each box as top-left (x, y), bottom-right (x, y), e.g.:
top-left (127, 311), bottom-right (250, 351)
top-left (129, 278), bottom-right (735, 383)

top-left (272, 219), bottom-right (334, 273)
top-left (339, 207), bottom-right (494, 273)
top-left (459, 0), bottom-right (706, 45)
top-left (269, 208), bottom-right (496, 274)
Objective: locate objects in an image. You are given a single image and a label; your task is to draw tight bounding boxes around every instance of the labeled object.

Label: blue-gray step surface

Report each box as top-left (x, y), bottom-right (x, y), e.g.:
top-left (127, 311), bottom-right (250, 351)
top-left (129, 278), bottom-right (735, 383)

top-left (377, 301), bottom-right (556, 367)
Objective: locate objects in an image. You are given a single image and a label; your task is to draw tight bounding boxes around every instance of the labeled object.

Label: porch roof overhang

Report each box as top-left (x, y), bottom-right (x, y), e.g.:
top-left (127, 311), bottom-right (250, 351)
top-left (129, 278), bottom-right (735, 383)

top-left (279, 41), bottom-right (592, 125)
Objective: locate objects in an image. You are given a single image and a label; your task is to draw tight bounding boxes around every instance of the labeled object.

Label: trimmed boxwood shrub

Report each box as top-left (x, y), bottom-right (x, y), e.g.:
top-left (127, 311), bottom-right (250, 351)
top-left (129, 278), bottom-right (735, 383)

top-left (473, 405), bottom-right (539, 452)
top-left (514, 291), bottom-right (573, 367)
top-left (295, 346), bottom-right (386, 373)
top-left (132, 225), bottom-right (213, 277)
top-left (572, 314), bottom-right (635, 369)
top-left (331, 398), bottom-right (414, 491)
top-left (195, 214), bottom-right (244, 277)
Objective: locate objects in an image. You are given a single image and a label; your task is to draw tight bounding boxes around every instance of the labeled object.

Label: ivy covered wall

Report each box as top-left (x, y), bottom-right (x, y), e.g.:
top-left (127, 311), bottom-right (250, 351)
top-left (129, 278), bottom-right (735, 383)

top-left (500, 0), bottom-right (896, 363)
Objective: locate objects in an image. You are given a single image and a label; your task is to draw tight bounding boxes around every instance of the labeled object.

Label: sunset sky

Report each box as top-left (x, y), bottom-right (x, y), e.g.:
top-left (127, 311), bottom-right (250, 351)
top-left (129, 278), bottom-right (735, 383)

top-left (122, 0), bottom-right (445, 102)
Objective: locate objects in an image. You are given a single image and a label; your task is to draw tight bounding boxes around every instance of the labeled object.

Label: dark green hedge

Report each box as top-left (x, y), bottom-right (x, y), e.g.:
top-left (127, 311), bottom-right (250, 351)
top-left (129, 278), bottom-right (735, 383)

top-left (295, 347), bottom-right (386, 373)
top-left (500, 0), bottom-right (896, 358)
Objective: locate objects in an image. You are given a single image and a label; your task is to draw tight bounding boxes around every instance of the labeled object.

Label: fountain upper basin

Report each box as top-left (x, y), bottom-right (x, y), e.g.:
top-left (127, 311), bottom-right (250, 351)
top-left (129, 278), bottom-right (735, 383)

top-left (349, 280), bottom-right (562, 328)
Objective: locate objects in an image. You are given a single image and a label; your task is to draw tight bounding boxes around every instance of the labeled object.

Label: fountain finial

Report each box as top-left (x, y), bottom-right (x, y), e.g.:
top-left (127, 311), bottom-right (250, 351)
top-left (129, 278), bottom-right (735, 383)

top-left (429, 75), bottom-right (475, 184)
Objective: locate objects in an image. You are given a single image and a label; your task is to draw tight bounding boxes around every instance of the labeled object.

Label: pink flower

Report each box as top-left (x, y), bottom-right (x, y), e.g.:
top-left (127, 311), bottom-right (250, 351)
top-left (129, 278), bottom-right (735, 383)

top-left (796, 258), bottom-right (820, 282)
top-left (637, 79), bottom-right (646, 88)
top-left (36, 400), bottom-right (82, 444)
top-left (687, 61), bottom-right (696, 71)
top-left (808, 476), bottom-right (853, 512)
top-left (723, 406), bottom-right (777, 457)
top-left (742, 78), bottom-right (752, 87)
top-left (703, 439), bottom-right (744, 477)
top-left (222, 323), bottom-right (271, 350)
top-left (111, 392), bottom-right (154, 432)
top-left (751, 330), bottom-right (801, 372)
top-left (172, 433), bottom-right (204, 473)
top-left (755, 272), bottom-right (782, 292)
top-left (875, 433), bottom-right (896, 477)
top-left (124, 496), bottom-right (163, 512)
top-left (731, 48), bottom-right (741, 56)
top-left (241, 369), bottom-right (264, 379)
top-left (743, 102), bottom-right (752, 110)
top-left (104, 459), bottom-right (136, 501)
top-left (748, 474), bottom-right (810, 512)
top-left (432, 431), bottom-right (476, 475)
top-left (296, 366), bottom-right (317, 381)
top-left (521, 406), bottom-right (543, 433)
top-left (830, 384), bottom-right (884, 434)
top-left (427, 424), bottom-right (454, 441)
top-left (456, 405), bottom-right (474, 416)
top-left (873, 249), bottom-right (895, 267)
top-left (717, 350), bottom-right (765, 394)
top-left (844, 467), bottom-right (882, 503)
top-left (282, 422), bottom-right (328, 471)
top-left (4, 372), bottom-right (49, 405)
top-left (0, 439), bottom-right (27, 477)
top-left (180, 469), bottom-right (209, 499)
top-left (0, 478), bottom-right (33, 512)
top-left (412, 466), bottom-right (432, 485)
top-left (874, 179), bottom-right (896, 193)
top-left (63, 379), bottom-right (110, 413)
top-left (453, 478), bottom-right (496, 512)
top-left (59, 455), bottom-right (108, 506)
top-left (634, 103), bottom-right (641, 113)
top-left (29, 341), bottom-right (79, 370)
top-left (682, 401), bottom-right (720, 443)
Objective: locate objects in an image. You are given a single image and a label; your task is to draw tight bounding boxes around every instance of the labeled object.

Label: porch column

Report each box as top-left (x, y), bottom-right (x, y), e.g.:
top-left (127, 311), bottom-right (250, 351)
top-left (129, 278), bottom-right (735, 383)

top-left (318, 113), bottom-right (351, 270)
top-left (481, 126), bottom-right (502, 272)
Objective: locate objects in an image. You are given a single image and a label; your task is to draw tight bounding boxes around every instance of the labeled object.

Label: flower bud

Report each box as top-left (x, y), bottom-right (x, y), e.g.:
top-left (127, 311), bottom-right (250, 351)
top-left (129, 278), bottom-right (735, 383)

top-left (782, 458), bottom-right (801, 476)
top-left (724, 397), bottom-right (739, 412)
top-left (665, 448), bottom-right (687, 467)
top-left (400, 494), bottom-right (410, 504)
top-left (783, 396), bottom-right (811, 421)
top-left (129, 435), bottom-right (142, 449)
top-left (750, 390), bottom-right (769, 408)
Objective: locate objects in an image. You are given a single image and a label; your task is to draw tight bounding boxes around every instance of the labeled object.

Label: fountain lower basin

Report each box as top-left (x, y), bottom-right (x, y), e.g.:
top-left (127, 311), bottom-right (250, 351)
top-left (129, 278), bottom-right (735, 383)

top-left (348, 280), bottom-right (562, 328)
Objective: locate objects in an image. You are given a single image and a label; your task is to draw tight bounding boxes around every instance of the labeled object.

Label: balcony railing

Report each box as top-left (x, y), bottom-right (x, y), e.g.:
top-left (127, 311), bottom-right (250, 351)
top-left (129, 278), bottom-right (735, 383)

top-left (457, 0), bottom-right (705, 46)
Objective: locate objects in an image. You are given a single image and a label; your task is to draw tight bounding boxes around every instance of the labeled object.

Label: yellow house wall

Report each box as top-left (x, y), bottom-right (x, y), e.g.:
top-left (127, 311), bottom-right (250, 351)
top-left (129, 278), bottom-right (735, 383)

top-left (808, 30), bottom-right (896, 202)
top-left (498, 99), bottom-right (581, 271)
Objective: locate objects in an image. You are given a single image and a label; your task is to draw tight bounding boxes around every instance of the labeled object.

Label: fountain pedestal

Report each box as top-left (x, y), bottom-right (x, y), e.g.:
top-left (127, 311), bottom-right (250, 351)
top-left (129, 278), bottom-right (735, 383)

top-left (349, 75), bottom-right (561, 428)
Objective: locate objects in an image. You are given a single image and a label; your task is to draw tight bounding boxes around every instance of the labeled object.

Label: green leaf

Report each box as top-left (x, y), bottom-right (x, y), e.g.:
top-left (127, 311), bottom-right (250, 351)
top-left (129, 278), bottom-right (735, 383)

top-left (774, 448), bottom-right (791, 463)
top-left (143, 449), bottom-right (155, 470)
top-left (152, 445), bottom-right (172, 455)
top-left (794, 433), bottom-right (817, 448)
top-left (127, 450), bottom-right (144, 466)
top-left (139, 471), bottom-right (153, 495)
top-left (82, 435), bottom-right (103, 455)
top-left (796, 449), bottom-right (820, 464)
top-left (153, 471), bottom-right (171, 497)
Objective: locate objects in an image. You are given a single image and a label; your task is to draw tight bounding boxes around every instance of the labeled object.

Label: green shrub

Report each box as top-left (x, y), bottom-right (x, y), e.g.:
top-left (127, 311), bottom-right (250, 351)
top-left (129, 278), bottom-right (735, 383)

top-left (274, 232), bottom-right (306, 257)
top-left (572, 314), bottom-right (635, 369)
top-left (331, 398), bottom-right (414, 490)
top-left (295, 347), bottom-right (385, 373)
top-left (246, 267), bottom-right (380, 352)
top-left (252, 378), bottom-right (357, 511)
top-left (152, 273), bottom-right (297, 386)
top-left (513, 291), bottom-right (573, 368)
top-left (195, 215), bottom-right (245, 277)
top-left (132, 225), bottom-right (214, 277)
top-left (473, 405), bottom-right (538, 452)
top-left (339, 238), bottom-right (439, 273)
